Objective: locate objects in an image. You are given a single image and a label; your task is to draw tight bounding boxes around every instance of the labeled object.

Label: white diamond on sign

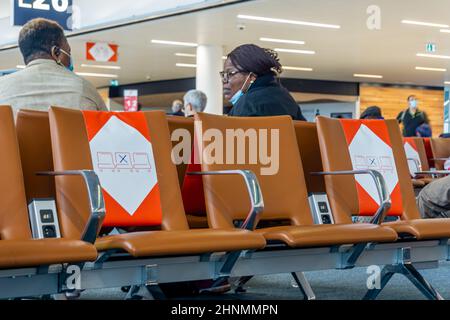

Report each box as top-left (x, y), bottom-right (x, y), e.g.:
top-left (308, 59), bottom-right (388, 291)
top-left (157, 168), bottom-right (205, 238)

top-left (348, 125), bottom-right (399, 205)
top-left (404, 142), bottom-right (421, 177)
top-left (87, 42), bottom-right (117, 62)
top-left (89, 116), bottom-right (157, 216)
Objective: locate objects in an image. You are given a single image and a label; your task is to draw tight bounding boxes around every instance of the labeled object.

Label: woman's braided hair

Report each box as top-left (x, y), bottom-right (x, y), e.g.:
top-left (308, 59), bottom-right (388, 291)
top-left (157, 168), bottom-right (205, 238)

top-left (227, 44), bottom-right (283, 76)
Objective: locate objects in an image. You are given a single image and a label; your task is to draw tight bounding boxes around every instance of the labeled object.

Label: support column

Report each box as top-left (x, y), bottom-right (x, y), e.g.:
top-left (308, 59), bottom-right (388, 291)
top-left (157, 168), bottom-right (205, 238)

top-left (196, 45), bottom-right (224, 115)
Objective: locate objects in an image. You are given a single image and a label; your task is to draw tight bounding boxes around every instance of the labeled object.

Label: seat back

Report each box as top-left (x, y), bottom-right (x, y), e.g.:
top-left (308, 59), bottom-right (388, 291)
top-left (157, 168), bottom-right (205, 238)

top-left (16, 110), bottom-right (56, 203)
top-left (167, 116), bottom-right (195, 186)
top-left (423, 138), bottom-right (435, 169)
top-left (49, 107), bottom-right (189, 239)
top-left (430, 138), bottom-right (450, 170)
top-left (403, 137), bottom-right (430, 176)
top-left (316, 117), bottom-right (420, 223)
top-left (0, 106), bottom-right (33, 240)
top-left (294, 121), bottom-right (326, 193)
top-left (195, 113), bottom-right (313, 229)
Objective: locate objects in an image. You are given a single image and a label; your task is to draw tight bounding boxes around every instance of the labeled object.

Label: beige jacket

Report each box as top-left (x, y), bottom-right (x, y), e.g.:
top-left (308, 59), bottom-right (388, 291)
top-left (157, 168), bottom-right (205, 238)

top-left (0, 59), bottom-right (107, 113)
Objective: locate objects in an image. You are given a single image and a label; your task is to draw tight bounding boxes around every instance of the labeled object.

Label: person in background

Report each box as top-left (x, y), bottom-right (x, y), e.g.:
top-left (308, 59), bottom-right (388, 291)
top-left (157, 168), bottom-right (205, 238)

top-left (183, 90), bottom-right (207, 117)
top-left (360, 106), bottom-right (384, 120)
top-left (221, 44), bottom-right (306, 121)
top-left (170, 99), bottom-right (185, 116)
top-left (417, 175), bottom-right (450, 219)
top-left (397, 95), bottom-right (429, 137)
top-left (0, 18), bottom-right (106, 113)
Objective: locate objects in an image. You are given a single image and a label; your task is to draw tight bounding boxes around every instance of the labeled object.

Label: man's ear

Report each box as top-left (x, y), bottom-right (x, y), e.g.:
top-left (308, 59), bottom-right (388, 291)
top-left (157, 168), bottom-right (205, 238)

top-left (51, 46), bottom-right (61, 61)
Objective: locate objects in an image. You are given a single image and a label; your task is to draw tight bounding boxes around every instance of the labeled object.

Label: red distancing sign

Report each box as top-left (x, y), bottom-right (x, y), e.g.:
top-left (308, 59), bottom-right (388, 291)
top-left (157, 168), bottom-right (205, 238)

top-left (86, 42), bottom-right (119, 62)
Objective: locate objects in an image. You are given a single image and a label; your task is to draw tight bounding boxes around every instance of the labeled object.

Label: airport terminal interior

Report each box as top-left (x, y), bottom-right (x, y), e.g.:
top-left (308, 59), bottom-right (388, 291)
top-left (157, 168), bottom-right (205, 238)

top-left (3, 0), bottom-right (450, 303)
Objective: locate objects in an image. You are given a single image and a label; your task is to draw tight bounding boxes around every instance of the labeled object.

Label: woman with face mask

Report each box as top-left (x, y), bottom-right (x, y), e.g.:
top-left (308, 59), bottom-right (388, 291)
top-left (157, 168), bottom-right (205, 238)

top-left (221, 44), bottom-right (306, 121)
top-left (397, 95), bottom-right (430, 137)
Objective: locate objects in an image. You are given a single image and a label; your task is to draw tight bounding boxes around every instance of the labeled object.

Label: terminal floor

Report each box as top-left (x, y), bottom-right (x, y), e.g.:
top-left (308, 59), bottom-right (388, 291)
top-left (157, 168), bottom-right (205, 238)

top-left (80, 261), bottom-right (450, 300)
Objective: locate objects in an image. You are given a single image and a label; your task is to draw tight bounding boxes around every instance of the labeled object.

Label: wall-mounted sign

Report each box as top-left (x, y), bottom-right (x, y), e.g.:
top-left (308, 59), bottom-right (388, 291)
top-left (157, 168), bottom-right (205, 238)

top-left (12, 0), bottom-right (73, 31)
top-left (86, 42), bottom-right (119, 62)
top-left (124, 90), bottom-right (138, 112)
top-left (426, 43), bottom-right (437, 53)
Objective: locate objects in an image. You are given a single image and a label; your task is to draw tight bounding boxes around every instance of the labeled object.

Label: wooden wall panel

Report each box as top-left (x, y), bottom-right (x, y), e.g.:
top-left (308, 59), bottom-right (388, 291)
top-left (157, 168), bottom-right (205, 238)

top-left (360, 84), bottom-right (444, 137)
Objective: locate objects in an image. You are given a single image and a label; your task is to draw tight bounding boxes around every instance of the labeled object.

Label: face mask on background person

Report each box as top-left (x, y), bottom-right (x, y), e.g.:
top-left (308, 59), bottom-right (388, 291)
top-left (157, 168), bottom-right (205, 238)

top-left (57, 47), bottom-right (74, 72)
top-left (409, 99), bottom-right (418, 110)
top-left (230, 73), bottom-right (255, 106)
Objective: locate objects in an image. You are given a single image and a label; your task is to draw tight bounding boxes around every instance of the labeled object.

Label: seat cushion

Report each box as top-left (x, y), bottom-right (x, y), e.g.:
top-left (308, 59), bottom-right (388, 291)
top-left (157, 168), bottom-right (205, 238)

top-left (256, 224), bottom-right (398, 248)
top-left (0, 239), bottom-right (97, 269)
top-left (95, 229), bottom-right (266, 257)
top-left (384, 219), bottom-right (450, 240)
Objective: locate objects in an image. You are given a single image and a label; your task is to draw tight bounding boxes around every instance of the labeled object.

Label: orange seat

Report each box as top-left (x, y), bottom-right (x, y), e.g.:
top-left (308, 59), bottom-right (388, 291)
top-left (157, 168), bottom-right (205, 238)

top-left (0, 106), bottom-right (97, 269)
top-left (49, 107), bottom-right (266, 257)
top-left (316, 116), bottom-right (450, 241)
top-left (195, 112), bottom-right (397, 249)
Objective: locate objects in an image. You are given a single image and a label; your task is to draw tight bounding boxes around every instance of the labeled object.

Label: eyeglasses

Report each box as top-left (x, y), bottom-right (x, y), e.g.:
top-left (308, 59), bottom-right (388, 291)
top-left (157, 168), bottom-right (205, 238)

top-left (219, 70), bottom-right (241, 83)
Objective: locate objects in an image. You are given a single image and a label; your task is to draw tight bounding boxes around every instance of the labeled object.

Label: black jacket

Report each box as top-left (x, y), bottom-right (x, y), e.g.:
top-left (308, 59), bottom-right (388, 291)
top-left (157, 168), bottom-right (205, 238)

top-left (396, 109), bottom-right (428, 137)
top-left (228, 74), bottom-right (306, 121)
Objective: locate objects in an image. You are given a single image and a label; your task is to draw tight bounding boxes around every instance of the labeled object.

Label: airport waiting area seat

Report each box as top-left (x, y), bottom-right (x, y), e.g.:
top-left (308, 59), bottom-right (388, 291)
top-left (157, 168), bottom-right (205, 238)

top-left (430, 138), bottom-right (450, 170)
top-left (316, 116), bottom-right (450, 299)
top-left (5, 106), bottom-right (450, 300)
top-left (403, 137), bottom-right (434, 188)
top-left (0, 106), bottom-right (100, 299)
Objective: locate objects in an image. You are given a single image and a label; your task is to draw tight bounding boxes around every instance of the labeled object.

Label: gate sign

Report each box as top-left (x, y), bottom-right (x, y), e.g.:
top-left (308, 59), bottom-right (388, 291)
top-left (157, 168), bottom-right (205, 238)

top-left (12, 0), bottom-right (73, 31)
top-left (124, 90), bottom-right (138, 112)
top-left (86, 42), bottom-right (119, 62)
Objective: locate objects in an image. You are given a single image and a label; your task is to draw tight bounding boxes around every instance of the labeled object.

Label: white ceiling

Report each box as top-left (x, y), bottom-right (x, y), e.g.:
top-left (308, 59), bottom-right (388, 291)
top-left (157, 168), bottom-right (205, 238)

top-left (2, 0), bottom-right (450, 88)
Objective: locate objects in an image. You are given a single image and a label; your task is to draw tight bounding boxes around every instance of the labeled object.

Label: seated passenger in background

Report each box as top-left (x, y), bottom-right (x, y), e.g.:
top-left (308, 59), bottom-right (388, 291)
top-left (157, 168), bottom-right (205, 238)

top-left (183, 90), bottom-right (207, 118)
top-left (417, 175), bottom-right (450, 219)
top-left (360, 106), bottom-right (384, 120)
top-left (0, 18), bottom-right (106, 112)
top-left (169, 99), bottom-right (185, 116)
top-left (221, 44), bottom-right (306, 121)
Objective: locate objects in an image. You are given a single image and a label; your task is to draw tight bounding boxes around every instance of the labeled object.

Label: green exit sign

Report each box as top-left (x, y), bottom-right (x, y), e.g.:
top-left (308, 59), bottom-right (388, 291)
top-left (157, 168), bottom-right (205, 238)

top-left (426, 43), bottom-right (437, 53)
top-left (110, 80), bottom-right (119, 87)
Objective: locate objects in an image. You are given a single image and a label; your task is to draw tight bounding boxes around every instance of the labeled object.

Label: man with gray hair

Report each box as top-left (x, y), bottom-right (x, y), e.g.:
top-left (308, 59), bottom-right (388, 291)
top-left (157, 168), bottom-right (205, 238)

top-left (183, 90), bottom-right (207, 117)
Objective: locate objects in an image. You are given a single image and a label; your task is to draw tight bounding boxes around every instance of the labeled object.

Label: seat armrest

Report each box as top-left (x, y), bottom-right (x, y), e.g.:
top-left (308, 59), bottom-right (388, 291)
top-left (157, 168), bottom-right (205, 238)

top-left (188, 170), bottom-right (264, 231)
top-left (38, 170), bottom-right (105, 244)
top-left (311, 170), bottom-right (391, 225)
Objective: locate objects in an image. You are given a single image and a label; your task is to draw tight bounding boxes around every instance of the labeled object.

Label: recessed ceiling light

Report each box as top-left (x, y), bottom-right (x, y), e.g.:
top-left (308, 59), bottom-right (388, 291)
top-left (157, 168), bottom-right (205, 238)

top-left (16, 65), bottom-right (25, 69)
top-left (415, 66), bottom-right (447, 72)
top-left (441, 29), bottom-right (450, 33)
top-left (151, 39), bottom-right (198, 47)
top-left (275, 48), bottom-right (316, 55)
top-left (283, 66), bottom-right (313, 71)
top-left (260, 37), bottom-right (305, 45)
top-left (81, 64), bottom-right (121, 70)
top-left (353, 74), bottom-right (383, 79)
top-left (176, 63), bottom-right (197, 68)
top-left (401, 20), bottom-right (449, 28)
top-left (175, 53), bottom-right (196, 58)
top-left (76, 72), bottom-right (118, 78)
top-left (417, 53), bottom-right (450, 60)
top-left (238, 14), bottom-right (341, 29)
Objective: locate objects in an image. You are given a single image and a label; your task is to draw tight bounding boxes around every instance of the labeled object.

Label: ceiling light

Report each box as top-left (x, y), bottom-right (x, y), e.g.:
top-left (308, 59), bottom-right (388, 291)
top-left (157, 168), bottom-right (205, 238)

top-left (353, 74), bottom-right (383, 79)
top-left (176, 63), bottom-right (197, 68)
top-left (415, 66), bottom-right (447, 72)
top-left (81, 64), bottom-right (121, 70)
top-left (417, 53), bottom-right (450, 59)
top-left (401, 20), bottom-right (449, 28)
top-left (151, 39), bottom-right (198, 47)
top-left (283, 66), bottom-right (313, 71)
top-left (238, 14), bottom-right (340, 29)
top-left (76, 72), bottom-right (118, 78)
top-left (175, 53), bottom-right (196, 58)
top-left (275, 48), bottom-right (315, 55)
top-left (441, 29), bottom-right (450, 33)
top-left (260, 37), bottom-right (305, 45)
top-left (445, 81), bottom-right (450, 85)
